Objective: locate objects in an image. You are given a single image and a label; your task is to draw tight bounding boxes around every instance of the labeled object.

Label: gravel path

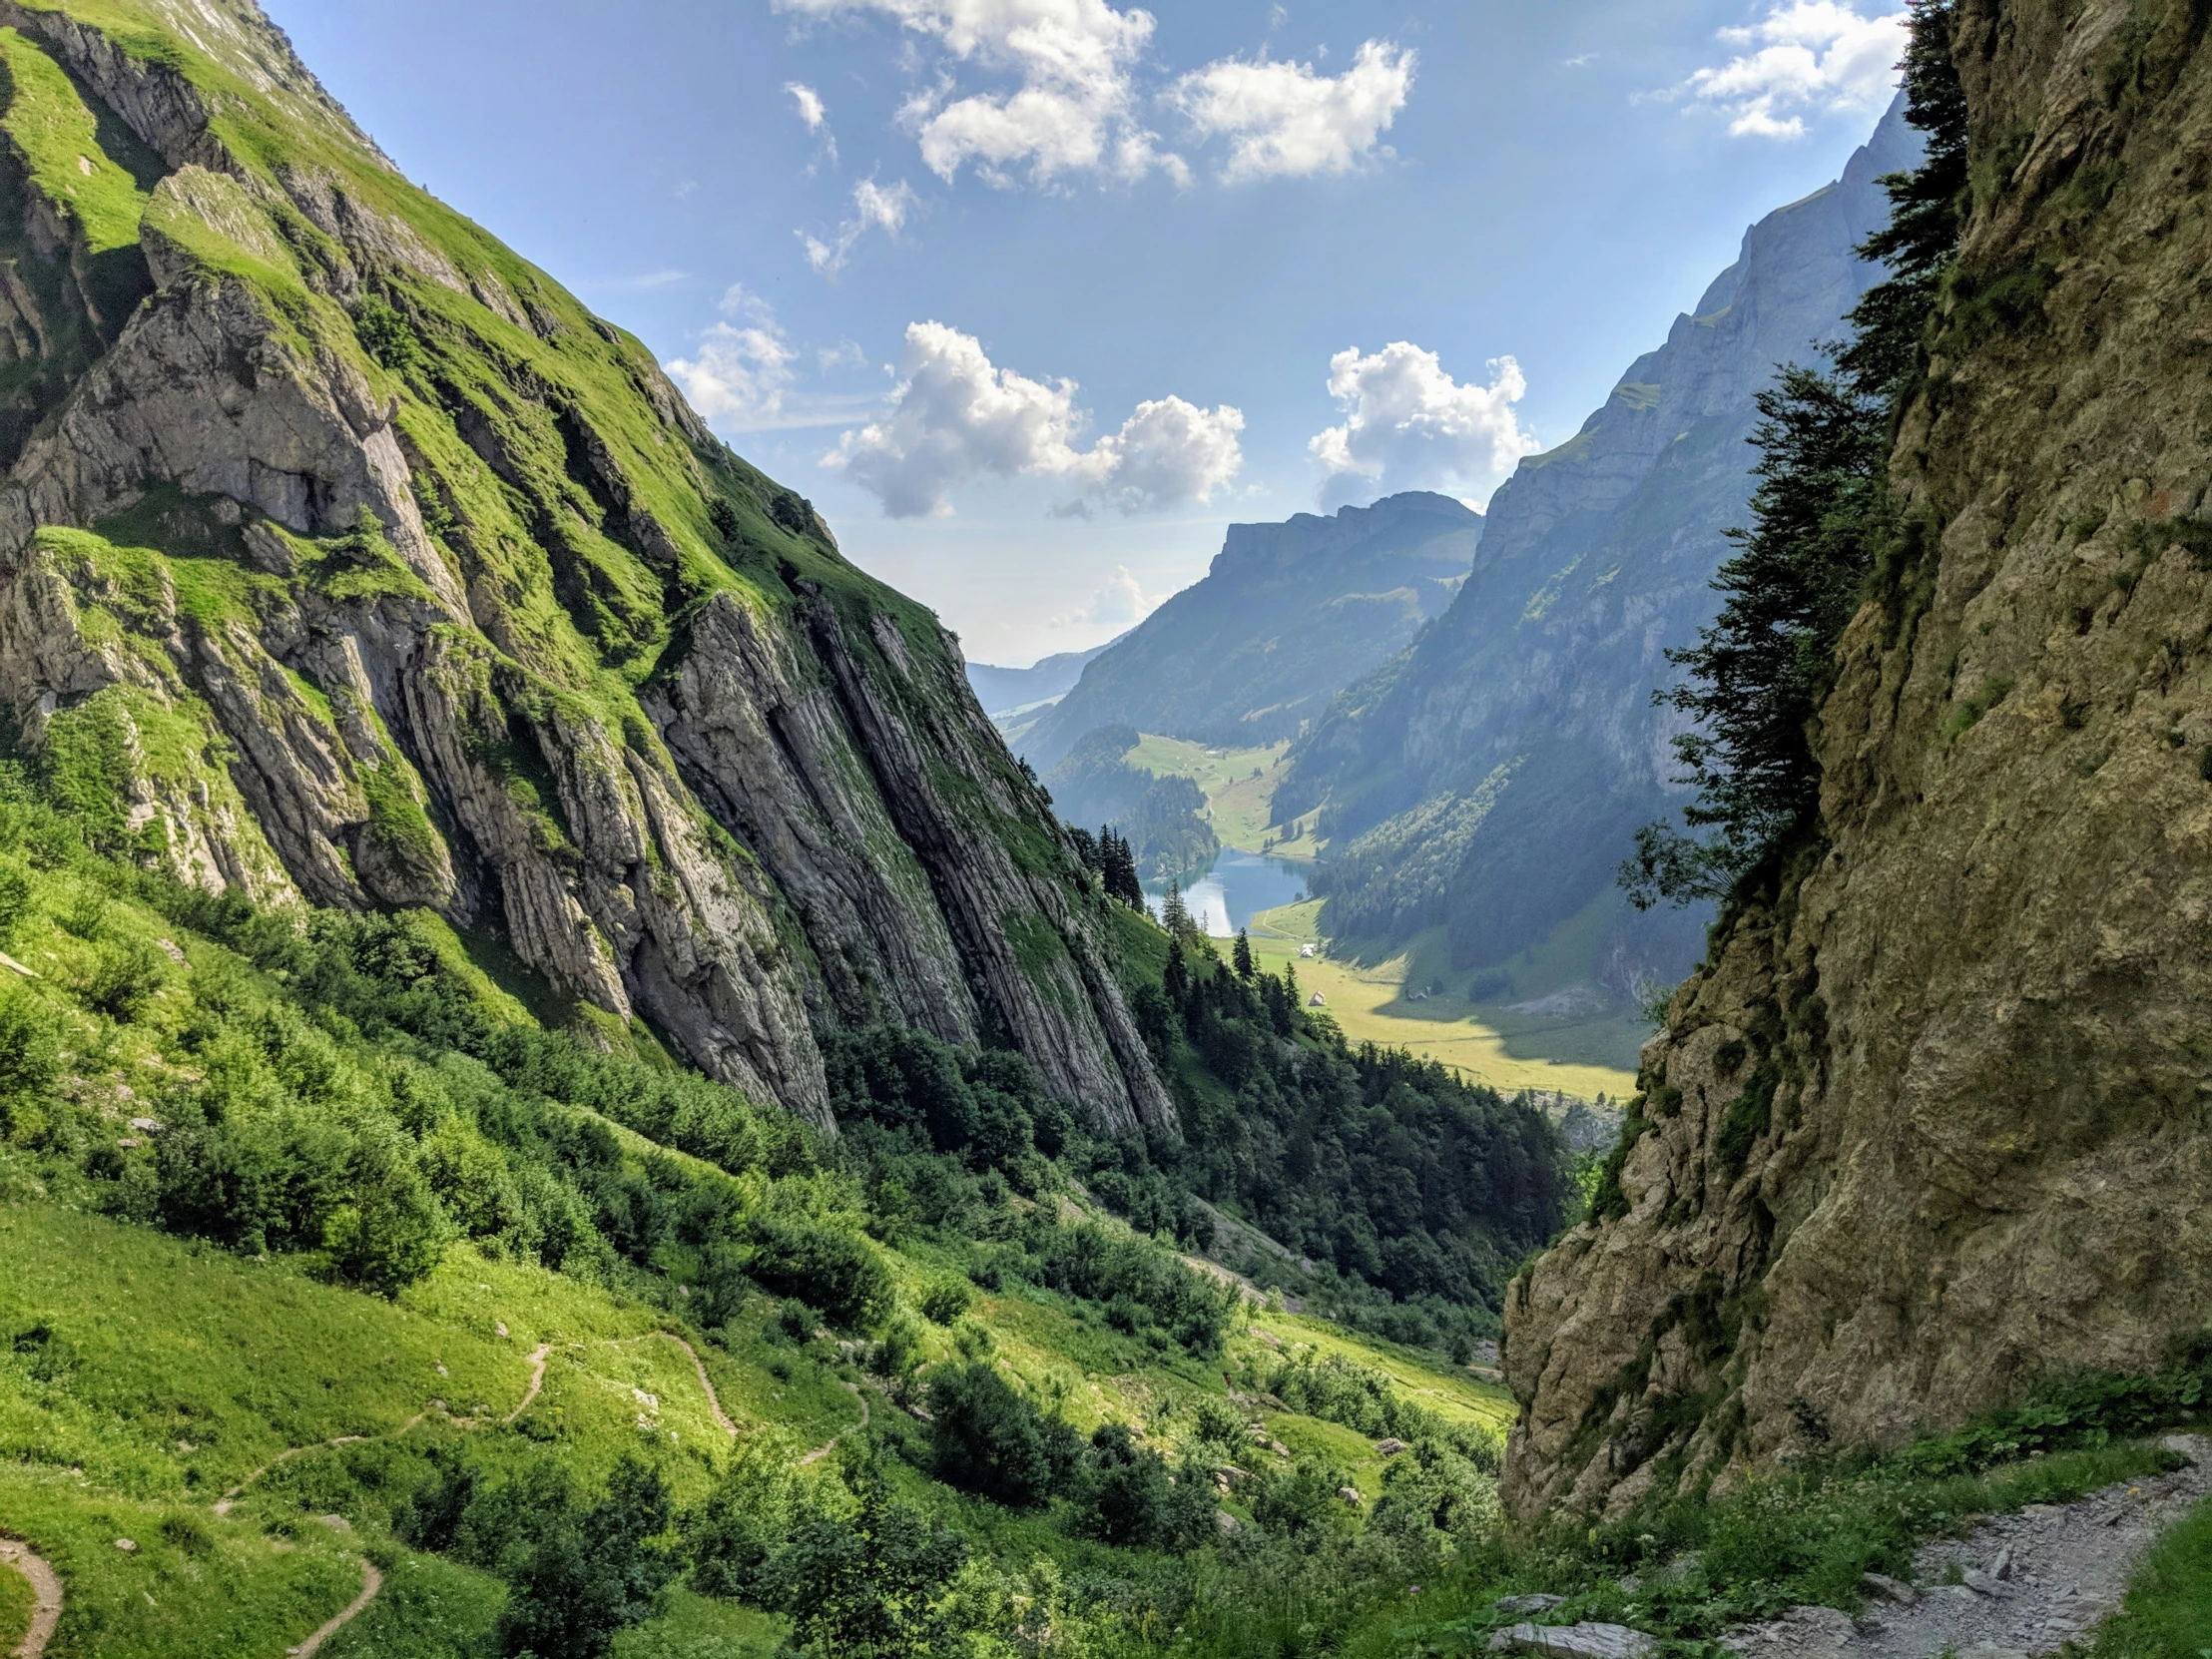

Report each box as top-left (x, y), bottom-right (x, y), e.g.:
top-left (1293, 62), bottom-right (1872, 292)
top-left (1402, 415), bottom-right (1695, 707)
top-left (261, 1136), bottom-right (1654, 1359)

top-left (0, 1537), bottom-right (61, 1659)
top-left (1727, 1435), bottom-right (2210, 1659)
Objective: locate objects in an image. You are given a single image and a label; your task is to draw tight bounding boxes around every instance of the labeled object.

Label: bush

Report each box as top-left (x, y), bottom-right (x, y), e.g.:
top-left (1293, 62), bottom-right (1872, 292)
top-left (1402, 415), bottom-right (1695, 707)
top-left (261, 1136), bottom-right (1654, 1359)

top-left (1072, 1423), bottom-right (1215, 1550)
top-left (920, 1275), bottom-right (976, 1326)
top-left (764, 1461), bottom-right (966, 1659)
top-left (687, 1448), bottom-right (790, 1602)
top-left (83, 937), bottom-right (165, 1020)
top-left (0, 864), bottom-right (31, 944)
top-left (927, 1361), bottom-right (1079, 1506)
top-left (0, 986), bottom-right (59, 1135)
top-left (737, 1214), bottom-right (891, 1332)
top-left (497, 1457), bottom-right (673, 1659)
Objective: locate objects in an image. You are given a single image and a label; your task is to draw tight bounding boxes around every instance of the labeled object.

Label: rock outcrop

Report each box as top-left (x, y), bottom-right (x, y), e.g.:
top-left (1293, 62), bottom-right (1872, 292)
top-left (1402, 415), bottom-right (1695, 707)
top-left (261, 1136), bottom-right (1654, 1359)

top-left (1503, 0), bottom-right (2212, 1521)
top-left (1276, 106), bottom-right (1918, 995)
top-left (0, 0), bottom-right (1173, 1139)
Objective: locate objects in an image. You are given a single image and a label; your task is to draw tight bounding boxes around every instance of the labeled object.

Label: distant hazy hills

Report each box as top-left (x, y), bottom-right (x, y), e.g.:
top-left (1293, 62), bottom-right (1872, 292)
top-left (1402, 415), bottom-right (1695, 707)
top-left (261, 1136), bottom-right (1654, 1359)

top-left (1279, 99), bottom-right (1920, 998)
top-left (1018, 491), bottom-right (1479, 768)
top-left (965, 639), bottom-right (1118, 726)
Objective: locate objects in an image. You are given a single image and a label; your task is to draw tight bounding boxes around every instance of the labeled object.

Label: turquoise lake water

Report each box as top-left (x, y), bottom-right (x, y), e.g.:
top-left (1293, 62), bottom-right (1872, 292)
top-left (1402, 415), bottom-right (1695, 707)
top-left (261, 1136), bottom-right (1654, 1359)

top-left (1145, 848), bottom-right (1312, 937)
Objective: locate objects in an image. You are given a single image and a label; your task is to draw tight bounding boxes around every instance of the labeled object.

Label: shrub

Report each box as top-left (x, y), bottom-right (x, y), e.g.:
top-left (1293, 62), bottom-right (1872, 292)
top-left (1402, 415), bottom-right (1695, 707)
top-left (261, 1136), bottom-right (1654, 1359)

top-left (83, 937), bottom-right (165, 1020)
top-left (688, 1448), bottom-right (791, 1601)
top-left (927, 1361), bottom-right (1079, 1506)
top-left (1072, 1423), bottom-right (1215, 1550)
top-left (738, 1214), bottom-right (891, 1332)
top-left (920, 1274), bottom-right (977, 1326)
top-left (0, 865), bottom-right (31, 944)
top-left (0, 986), bottom-right (59, 1134)
top-left (764, 1462), bottom-right (965, 1659)
top-left (497, 1458), bottom-right (673, 1659)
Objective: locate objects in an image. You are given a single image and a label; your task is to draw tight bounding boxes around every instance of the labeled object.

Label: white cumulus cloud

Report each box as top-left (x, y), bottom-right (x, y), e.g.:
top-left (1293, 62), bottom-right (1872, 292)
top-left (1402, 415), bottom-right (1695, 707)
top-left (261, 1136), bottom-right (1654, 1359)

top-left (801, 176), bottom-right (920, 275)
top-left (778, 0), bottom-right (1179, 188)
top-left (1083, 396), bottom-right (1247, 514)
top-left (1309, 341), bottom-right (1539, 507)
top-left (1673, 2), bottom-right (1907, 139)
top-left (665, 287), bottom-right (799, 430)
top-left (827, 320), bottom-right (1244, 518)
top-left (1173, 39), bottom-right (1414, 183)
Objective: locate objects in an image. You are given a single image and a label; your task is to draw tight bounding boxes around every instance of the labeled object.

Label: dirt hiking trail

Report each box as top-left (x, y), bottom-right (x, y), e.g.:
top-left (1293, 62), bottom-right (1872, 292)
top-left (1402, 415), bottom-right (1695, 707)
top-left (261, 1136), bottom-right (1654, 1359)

top-left (1726, 1434), bottom-right (2210, 1659)
top-left (0, 1537), bottom-right (61, 1659)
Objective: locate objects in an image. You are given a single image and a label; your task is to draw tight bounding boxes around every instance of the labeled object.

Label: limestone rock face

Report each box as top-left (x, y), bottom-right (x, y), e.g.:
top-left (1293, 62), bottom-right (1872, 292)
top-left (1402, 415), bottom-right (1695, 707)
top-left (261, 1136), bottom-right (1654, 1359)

top-left (0, 0), bottom-right (1171, 1140)
top-left (1503, 0), bottom-right (2212, 1522)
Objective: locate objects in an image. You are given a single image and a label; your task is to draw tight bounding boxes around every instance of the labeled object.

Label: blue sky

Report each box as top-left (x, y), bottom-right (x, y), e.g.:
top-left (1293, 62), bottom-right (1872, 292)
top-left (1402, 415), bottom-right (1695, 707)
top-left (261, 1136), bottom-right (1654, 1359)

top-left (264, 0), bottom-right (1908, 665)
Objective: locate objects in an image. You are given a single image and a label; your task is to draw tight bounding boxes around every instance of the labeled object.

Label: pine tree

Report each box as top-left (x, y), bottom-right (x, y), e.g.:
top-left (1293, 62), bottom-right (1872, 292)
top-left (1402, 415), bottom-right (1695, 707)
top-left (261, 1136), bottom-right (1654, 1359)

top-left (1233, 928), bottom-right (1255, 980)
top-left (1164, 938), bottom-right (1190, 1008)
top-left (1839, 0), bottom-right (1968, 403)
top-left (1159, 880), bottom-right (1189, 937)
top-left (1099, 829), bottom-right (1144, 908)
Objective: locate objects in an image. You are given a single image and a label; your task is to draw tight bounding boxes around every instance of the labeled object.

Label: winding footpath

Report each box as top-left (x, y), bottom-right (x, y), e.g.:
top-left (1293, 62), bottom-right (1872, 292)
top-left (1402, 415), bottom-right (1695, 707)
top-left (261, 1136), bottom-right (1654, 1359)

top-left (654, 1334), bottom-right (738, 1437)
top-left (284, 1560), bottom-right (380, 1659)
top-left (800, 1382), bottom-right (871, 1465)
top-left (0, 1537), bottom-right (61, 1659)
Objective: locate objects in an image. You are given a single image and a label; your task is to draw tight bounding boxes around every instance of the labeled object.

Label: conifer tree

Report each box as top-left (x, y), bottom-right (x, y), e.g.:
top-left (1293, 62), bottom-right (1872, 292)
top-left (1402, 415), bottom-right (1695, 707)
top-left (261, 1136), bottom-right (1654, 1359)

top-left (1160, 880), bottom-right (1189, 937)
top-left (1233, 928), bottom-right (1255, 980)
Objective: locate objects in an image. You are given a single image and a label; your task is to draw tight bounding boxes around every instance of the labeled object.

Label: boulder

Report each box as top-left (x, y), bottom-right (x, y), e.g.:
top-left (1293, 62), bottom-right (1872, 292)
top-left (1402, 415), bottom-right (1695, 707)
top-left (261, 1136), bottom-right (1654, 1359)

top-left (1487, 1623), bottom-right (1655, 1659)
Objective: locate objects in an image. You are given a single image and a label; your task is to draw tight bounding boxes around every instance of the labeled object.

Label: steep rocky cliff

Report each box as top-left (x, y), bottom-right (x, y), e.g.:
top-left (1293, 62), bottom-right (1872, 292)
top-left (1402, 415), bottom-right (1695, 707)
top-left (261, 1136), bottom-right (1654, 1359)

top-left (1503, 0), bottom-right (2212, 1521)
top-left (1019, 491), bottom-right (1478, 768)
top-left (1277, 107), bottom-right (1917, 996)
top-left (0, 0), bottom-right (1172, 1139)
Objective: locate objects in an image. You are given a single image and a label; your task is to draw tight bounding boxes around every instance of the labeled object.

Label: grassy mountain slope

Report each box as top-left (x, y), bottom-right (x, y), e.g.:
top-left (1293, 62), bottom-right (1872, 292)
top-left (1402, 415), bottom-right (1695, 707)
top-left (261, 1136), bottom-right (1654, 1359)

top-left (0, 0), bottom-right (1174, 1141)
top-left (0, 751), bottom-right (1541, 1655)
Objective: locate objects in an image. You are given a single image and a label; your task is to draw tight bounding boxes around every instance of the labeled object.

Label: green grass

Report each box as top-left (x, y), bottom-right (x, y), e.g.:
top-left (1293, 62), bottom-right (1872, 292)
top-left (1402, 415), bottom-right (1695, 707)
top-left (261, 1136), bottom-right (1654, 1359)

top-left (613, 1589), bottom-right (787, 1658)
top-left (318, 1548), bottom-right (504, 1658)
top-left (0, 1467), bottom-right (363, 1659)
top-left (0, 26), bottom-right (149, 254)
top-left (2085, 1491), bottom-right (2212, 1658)
top-left (0, 1554), bottom-right (31, 1650)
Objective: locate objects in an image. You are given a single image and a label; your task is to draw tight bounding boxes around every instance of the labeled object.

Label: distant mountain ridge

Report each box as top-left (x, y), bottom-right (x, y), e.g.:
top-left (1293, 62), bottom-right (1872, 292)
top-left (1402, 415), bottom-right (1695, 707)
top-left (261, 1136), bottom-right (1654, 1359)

top-left (965, 639), bottom-right (1118, 717)
top-left (1278, 98), bottom-right (1920, 996)
top-left (1019, 491), bottom-right (1479, 767)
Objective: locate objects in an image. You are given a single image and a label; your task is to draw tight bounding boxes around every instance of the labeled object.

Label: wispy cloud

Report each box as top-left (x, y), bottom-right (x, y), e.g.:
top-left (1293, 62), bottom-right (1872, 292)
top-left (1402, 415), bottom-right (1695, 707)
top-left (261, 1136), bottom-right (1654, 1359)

top-left (787, 80), bottom-right (839, 164)
top-left (665, 287), bottom-right (892, 433)
top-left (1051, 564), bottom-right (1165, 630)
top-left (801, 176), bottom-right (920, 275)
top-left (578, 269), bottom-right (690, 292)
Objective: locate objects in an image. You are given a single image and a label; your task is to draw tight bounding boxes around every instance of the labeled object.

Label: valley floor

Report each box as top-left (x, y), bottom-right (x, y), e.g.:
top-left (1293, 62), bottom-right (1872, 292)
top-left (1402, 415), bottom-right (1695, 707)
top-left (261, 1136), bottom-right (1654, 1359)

top-left (1246, 903), bottom-right (1640, 1103)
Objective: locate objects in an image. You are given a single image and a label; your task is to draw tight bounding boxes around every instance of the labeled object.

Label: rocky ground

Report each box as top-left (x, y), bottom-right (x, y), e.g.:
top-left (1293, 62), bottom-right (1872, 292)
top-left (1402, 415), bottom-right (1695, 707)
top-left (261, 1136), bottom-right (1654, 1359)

top-left (1726, 1435), bottom-right (2210, 1659)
